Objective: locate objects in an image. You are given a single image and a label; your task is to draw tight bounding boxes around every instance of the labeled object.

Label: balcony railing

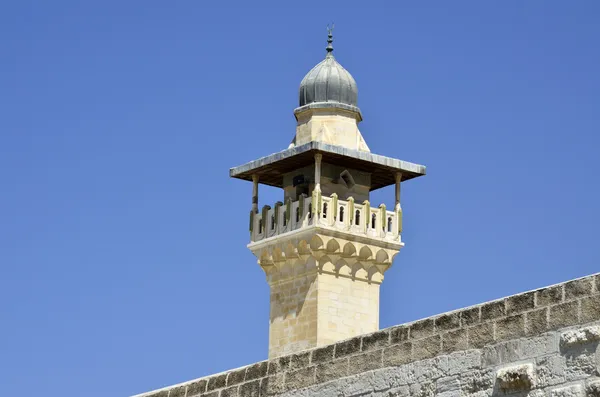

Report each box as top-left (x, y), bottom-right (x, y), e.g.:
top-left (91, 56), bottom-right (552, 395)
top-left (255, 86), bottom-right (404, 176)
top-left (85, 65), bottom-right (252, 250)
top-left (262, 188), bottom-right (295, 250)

top-left (249, 192), bottom-right (402, 243)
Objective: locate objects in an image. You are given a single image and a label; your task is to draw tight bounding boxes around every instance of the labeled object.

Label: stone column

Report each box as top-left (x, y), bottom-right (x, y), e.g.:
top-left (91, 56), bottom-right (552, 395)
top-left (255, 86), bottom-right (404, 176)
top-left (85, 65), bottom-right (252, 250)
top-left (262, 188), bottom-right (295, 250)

top-left (252, 174), bottom-right (259, 213)
top-left (314, 153), bottom-right (322, 192)
top-left (394, 172), bottom-right (402, 211)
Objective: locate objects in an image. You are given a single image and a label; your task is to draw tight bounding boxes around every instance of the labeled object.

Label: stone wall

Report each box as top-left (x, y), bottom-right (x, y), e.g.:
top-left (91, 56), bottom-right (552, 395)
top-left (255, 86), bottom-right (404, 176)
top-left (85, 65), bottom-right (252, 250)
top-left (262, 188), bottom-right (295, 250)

top-left (133, 272), bottom-right (600, 397)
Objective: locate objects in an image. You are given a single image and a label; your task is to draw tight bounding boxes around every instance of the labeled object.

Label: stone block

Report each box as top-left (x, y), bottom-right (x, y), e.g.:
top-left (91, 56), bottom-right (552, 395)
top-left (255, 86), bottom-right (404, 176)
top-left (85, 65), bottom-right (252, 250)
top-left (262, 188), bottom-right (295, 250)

top-left (468, 322), bottom-right (495, 349)
top-left (204, 392), bottom-right (219, 397)
top-left (481, 300), bottom-right (506, 321)
top-left (587, 378), bottom-right (600, 397)
top-left (185, 380), bottom-right (207, 397)
top-left (167, 386), bottom-right (186, 397)
top-left (536, 355), bottom-right (566, 387)
top-left (387, 385), bottom-right (410, 397)
top-left (334, 336), bottom-right (361, 358)
top-left (289, 351), bottom-right (310, 370)
top-left (461, 307), bottom-right (481, 326)
top-left (442, 328), bottom-right (468, 353)
top-left (245, 361), bottom-right (267, 381)
top-left (437, 376), bottom-right (460, 393)
top-left (390, 325), bottom-right (409, 343)
top-left (315, 358), bottom-right (348, 383)
top-left (444, 350), bottom-right (482, 376)
top-left (410, 381), bottom-right (435, 397)
top-left (537, 285), bottom-right (563, 307)
top-left (549, 301), bottom-right (579, 329)
top-left (383, 342), bottom-right (412, 367)
top-left (410, 319), bottom-right (435, 339)
top-left (238, 380), bottom-right (259, 397)
top-left (496, 363), bottom-right (536, 392)
top-left (565, 278), bottom-right (594, 300)
top-left (435, 312), bottom-right (461, 332)
top-left (146, 391), bottom-right (168, 397)
top-left (259, 374), bottom-right (285, 396)
top-left (362, 329), bottom-right (390, 352)
top-left (227, 368), bottom-right (247, 386)
top-left (206, 373), bottom-right (227, 392)
top-left (550, 384), bottom-right (583, 397)
top-left (565, 348), bottom-right (598, 381)
top-left (267, 355), bottom-right (290, 375)
top-left (412, 334), bottom-right (441, 360)
top-left (507, 292), bottom-right (535, 315)
top-left (460, 369), bottom-right (494, 394)
top-left (496, 314), bottom-right (526, 341)
top-left (340, 373), bottom-right (376, 397)
top-left (581, 296), bottom-right (600, 323)
top-left (526, 308), bottom-right (549, 335)
top-left (284, 366), bottom-right (315, 391)
top-left (221, 385), bottom-right (239, 397)
top-left (311, 344), bottom-right (334, 364)
top-left (596, 275), bottom-right (600, 293)
top-left (347, 349), bottom-right (383, 375)
top-left (560, 326), bottom-right (600, 349)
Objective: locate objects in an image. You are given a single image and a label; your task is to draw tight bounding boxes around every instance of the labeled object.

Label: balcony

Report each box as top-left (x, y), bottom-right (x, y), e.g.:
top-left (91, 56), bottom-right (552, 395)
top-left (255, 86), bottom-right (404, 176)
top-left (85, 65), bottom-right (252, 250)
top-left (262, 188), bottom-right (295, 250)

top-left (249, 192), bottom-right (402, 244)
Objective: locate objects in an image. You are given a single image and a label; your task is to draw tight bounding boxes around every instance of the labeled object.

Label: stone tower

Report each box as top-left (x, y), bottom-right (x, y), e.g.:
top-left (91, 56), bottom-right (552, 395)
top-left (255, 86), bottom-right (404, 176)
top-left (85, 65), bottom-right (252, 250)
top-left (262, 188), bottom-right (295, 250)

top-left (230, 30), bottom-right (426, 358)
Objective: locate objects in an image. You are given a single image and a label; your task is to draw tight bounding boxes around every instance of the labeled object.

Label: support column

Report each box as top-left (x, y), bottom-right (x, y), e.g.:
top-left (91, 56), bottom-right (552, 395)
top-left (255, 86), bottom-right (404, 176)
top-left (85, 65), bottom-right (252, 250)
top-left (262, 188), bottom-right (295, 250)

top-left (252, 174), bottom-right (259, 213)
top-left (314, 153), bottom-right (322, 192)
top-left (394, 172), bottom-right (402, 211)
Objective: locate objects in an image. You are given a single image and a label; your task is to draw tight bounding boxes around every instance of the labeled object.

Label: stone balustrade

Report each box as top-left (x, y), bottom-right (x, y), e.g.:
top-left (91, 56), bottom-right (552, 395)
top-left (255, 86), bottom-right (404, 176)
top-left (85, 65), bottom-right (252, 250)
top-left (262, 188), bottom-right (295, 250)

top-left (249, 192), bottom-right (402, 244)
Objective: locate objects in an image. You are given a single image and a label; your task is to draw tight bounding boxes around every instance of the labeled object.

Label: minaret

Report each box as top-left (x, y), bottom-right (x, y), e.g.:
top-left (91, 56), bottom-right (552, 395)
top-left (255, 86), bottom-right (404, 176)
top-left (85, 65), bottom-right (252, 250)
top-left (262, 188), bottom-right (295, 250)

top-left (230, 29), bottom-right (426, 358)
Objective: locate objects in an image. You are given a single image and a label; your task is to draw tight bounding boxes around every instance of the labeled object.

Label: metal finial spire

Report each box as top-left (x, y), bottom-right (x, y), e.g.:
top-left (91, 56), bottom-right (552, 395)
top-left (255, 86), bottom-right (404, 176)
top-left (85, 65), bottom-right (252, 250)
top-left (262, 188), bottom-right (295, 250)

top-left (326, 24), bottom-right (334, 56)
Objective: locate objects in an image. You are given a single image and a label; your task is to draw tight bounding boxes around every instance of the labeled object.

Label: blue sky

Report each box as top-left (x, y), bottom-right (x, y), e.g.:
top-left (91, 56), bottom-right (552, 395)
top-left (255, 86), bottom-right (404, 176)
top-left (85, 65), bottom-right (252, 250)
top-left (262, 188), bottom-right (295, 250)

top-left (1, 1), bottom-right (599, 396)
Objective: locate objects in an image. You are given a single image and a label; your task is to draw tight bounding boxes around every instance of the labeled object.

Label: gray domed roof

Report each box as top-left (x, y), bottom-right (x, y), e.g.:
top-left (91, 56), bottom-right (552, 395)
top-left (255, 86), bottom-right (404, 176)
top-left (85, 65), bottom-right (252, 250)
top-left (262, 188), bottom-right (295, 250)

top-left (298, 32), bottom-right (358, 109)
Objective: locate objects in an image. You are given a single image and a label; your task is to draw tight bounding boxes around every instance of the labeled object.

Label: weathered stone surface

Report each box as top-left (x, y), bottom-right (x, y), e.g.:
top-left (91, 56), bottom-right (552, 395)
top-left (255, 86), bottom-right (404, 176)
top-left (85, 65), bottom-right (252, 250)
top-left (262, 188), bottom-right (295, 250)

top-left (560, 326), bottom-right (600, 349)
top-left (239, 380), bottom-right (260, 397)
top-left (460, 369), bottom-right (494, 394)
top-left (146, 391), bottom-right (168, 397)
top-left (267, 356), bottom-right (290, 375)
top-left (245, 361), bottom-right (267, 381)
top-left (284, 366), bottom-right (315, 391)
top-left (413, 335), bottom-right (441, 360)
top-left (288, 351), bottom-right (310, 370)
top-left (565, 279), bottom-right (594, 300)
top-left (227, 368), bottom-right (247, 386)
top-left (260, 374), bottom-right (285, 396)
top-left (526, 308), bottom-right (548, 335)
top-left (311, 344), bottom-right (334, 364)
top-left (206, 373), bottom-right (227, 392)
top-left (461, 307), bottom-right (481, 326)
top-left (383, 342), bottom-right (412, 367)
top-left (335, 337), bottom-right (361, 358)
top-left (410, 381), bottom-right (435, 397)
top-left (550, 301), bottom-right (579, 329)
top-left (348, 349), bottom-right (383, 375)
top-left (444, 350), bottom-right (481, 376)
top-left (587, 378), bottom-right (600, 397)
top-left (550, 384), bottom-right (583, 397)
top-left (565, 348), bottom-right (598, 381)
top-left (362, 329), bottom-right (390, 352)
top-left (442, 328), bottom-right (468, 353)
top-left (167, 386), bottom-right (186, 397)
top-left (435, 313), bottom-right (460, 332)
top-left (496, 363), bottom-right (535, 391)
top-left (315, 359), bottom-right (348, 383)
top-left (537, 285), bottom-right (563, 307)
top-left (185, 380), bottom-right (207, 397)
top-left (507, 292), bottom-right (535, 315)
top-left (390, 325), bottom-right (410, 343)
top-left (411, 319), bottom-right (435, 339)
top-left (468, 322), bottom-right (495, 349)
top-left (536, 355), bottom-right (565, 387)
top-left (581, 296), bottom-right (600, 323)
top-left (221, 385), bottom-right (239, 397)
top-left (481, 300), bottom-right (506, 321)
top-left (436, 375), bottom-right (459, 393)
top-left (496, 314), bottom-right (526, 341)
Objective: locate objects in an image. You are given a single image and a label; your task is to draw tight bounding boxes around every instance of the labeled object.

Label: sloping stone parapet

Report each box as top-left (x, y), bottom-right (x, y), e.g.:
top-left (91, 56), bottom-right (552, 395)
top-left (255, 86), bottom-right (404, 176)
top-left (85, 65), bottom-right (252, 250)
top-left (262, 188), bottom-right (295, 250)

top-left (132, 272), bottom-right (600, 397)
